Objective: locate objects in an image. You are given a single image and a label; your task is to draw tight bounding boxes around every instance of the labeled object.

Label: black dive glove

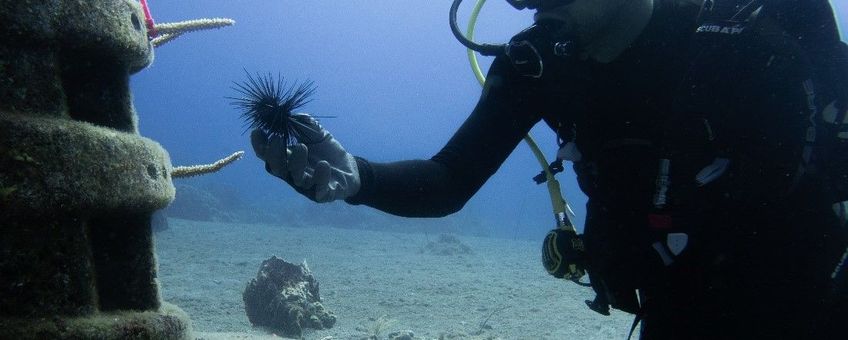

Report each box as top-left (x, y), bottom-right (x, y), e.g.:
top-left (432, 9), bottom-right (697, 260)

top-left (250, 114), bottom-right (360, 203)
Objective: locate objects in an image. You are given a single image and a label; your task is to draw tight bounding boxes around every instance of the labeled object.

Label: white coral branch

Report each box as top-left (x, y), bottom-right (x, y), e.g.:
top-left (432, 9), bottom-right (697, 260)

top-left (150, 32), bottom-right (182, 47)
top-left (172, 151), bottom-right (244, 179)
top-left (152, 18), bottom-right (235, 48)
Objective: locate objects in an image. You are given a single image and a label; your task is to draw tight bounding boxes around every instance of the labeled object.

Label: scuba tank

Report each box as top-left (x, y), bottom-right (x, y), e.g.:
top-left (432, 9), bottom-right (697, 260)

top-left (691, 0), bottom-right (848, 298)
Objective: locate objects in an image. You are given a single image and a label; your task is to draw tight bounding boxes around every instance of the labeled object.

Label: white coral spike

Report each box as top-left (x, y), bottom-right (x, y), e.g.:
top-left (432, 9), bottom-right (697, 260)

top-left (152, 18), bottom-right (235, 48)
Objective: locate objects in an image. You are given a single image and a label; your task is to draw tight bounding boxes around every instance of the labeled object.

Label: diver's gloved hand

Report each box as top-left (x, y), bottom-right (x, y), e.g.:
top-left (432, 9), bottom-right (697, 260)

top-left (251, 114), bottom-right (360, 203)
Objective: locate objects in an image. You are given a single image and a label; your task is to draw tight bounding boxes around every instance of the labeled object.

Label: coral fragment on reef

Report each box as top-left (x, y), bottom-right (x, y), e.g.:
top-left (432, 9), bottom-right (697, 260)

top-left (152, 18), bottom-right (235, 48)
top-left (171, 151), bottom-right (244, 179)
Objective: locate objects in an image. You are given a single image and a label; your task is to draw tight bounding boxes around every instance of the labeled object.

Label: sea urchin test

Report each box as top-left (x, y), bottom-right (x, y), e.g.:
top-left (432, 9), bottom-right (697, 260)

top-left (230, 72), bottom-right (332, 147)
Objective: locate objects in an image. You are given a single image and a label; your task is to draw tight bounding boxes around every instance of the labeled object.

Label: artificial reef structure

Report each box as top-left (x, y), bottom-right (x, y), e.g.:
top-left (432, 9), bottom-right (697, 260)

top-left (0, 1), bottom-right (234, 338)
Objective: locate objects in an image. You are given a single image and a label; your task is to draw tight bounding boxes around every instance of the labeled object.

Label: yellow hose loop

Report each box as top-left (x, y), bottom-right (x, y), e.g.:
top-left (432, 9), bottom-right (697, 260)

top-left (465, 0), bottom-right (574, 229)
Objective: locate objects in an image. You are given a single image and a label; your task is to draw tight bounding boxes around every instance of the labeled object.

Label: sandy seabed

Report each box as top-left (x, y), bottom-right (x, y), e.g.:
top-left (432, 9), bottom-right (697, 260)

top-left (155, 218), bottom-right (636, 340)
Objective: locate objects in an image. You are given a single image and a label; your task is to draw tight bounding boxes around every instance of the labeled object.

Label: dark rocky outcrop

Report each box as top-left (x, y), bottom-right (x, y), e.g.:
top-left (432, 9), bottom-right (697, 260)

top-left (243, 256), bottom-right (336, 338)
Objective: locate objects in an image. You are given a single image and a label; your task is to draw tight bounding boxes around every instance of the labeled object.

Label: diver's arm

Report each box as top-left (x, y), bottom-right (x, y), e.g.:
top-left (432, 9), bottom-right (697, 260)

top-left (345, 56), bottom-right (543, 217)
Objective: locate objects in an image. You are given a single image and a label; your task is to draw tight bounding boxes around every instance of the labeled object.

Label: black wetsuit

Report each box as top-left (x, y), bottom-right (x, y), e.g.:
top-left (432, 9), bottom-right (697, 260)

top-left (346, 0), bottom-right (848, 338)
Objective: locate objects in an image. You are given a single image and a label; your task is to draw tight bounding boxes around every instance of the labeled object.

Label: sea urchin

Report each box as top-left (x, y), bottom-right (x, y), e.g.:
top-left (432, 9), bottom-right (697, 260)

top-left (229, 71), bottom-right (321, 145)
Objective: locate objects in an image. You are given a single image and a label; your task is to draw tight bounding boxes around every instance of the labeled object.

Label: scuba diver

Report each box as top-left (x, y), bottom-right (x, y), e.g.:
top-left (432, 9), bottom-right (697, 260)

top-left (249, 0), bottom-right (848, 338)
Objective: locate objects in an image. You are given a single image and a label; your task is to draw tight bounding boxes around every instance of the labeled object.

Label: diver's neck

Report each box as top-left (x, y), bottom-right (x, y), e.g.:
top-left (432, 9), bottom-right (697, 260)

top-left (584, 0), bottom-right (654, 63)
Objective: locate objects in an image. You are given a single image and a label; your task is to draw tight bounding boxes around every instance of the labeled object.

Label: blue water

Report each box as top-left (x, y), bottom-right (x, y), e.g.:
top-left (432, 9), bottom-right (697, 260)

top-left (837, 1), bottom-right (848, 36)
top-left (131, 1), bottom-right (848, 240)
top-left (133, 0), bottom-right (566, 240)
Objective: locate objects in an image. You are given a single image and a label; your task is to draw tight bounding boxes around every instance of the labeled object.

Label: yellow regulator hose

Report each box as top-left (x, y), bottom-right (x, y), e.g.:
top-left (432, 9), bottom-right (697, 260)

top-left (465, 0), bottom-right (574, 230)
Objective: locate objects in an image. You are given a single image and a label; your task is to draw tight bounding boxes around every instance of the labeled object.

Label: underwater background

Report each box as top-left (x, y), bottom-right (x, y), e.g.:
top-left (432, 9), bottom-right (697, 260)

top-left (133, 0), bottom-right (572, 241)
top-left (131, 1), bottom-right (848, 339)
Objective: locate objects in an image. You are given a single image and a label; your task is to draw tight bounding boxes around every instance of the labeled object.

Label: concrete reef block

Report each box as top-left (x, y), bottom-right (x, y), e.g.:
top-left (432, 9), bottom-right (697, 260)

top-left (0, 302), bottom-right (192, 340)
top-left (0, 1), bottom-right (190, 338)
top-left (0, 0), bottom-right (153, 129)
top-left (0, 75), bottom-right (182, 339)
top-left (0, 112), bottom-right (175, 219)
top-left (0, 0), bottom-right (151, 60)
top-left (0, 207), bottom-right (189, 338)
top-left (243, 256), bottom-right (337, 338)
top-left (0, 216), bottom-right (98, 317)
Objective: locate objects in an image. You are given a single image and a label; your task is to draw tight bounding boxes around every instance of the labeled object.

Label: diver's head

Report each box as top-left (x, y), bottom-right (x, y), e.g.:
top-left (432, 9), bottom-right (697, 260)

top-left (533, 0), bottom-right (655, 62)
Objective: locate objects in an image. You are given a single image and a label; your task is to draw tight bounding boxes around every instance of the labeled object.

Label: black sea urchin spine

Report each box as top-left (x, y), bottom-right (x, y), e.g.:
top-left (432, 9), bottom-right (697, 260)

top-left (229, 71), bottom-right (318, 145)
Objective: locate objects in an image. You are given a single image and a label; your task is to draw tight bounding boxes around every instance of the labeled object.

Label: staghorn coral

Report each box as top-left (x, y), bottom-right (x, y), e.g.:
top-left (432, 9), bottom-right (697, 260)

top-left (152, 18), bottom-right (235, 48)
top-left (172, 151), bottom-right (244, 179)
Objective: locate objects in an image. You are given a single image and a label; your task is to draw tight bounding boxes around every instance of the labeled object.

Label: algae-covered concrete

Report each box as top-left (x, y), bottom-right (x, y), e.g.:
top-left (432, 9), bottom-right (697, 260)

top-left (0, 0), bottom-right (191, 339)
